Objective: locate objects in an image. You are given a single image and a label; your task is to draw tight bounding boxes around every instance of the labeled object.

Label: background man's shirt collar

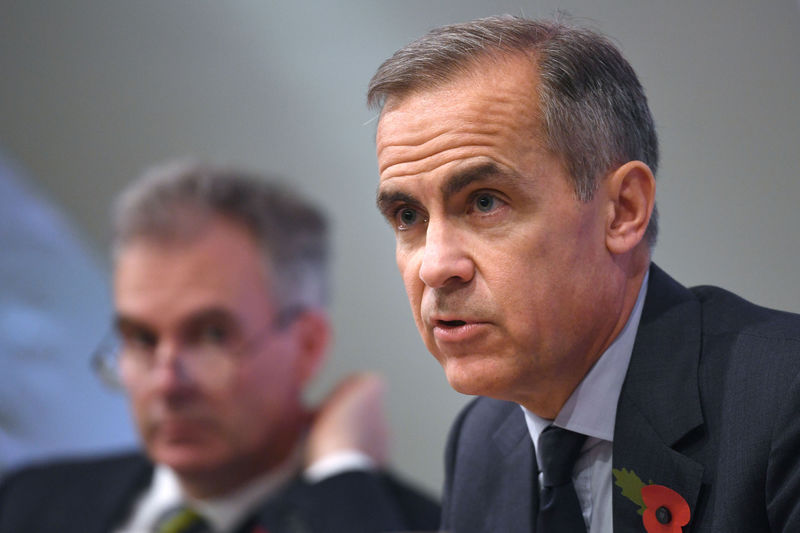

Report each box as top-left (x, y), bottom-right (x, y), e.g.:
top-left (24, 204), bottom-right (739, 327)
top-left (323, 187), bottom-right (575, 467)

top-left (116, 444), bottom-right (302, 533)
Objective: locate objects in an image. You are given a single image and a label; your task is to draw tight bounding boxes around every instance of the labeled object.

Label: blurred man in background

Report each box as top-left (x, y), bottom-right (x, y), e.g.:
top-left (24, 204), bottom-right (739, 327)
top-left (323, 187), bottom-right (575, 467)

top-left (0, 161), bottom-right (439, 532)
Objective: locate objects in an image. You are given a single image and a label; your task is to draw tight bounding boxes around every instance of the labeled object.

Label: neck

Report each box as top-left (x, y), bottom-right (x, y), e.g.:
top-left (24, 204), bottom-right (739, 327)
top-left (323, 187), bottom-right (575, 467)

top-left (177, 410), bottom-right (311, 499)
top-left (521, 255), bottom-right (650, 419)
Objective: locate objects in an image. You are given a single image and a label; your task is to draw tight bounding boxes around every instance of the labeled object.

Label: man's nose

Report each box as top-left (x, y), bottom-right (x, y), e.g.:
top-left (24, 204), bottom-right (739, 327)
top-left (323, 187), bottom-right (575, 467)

top-left (418, 220), bottom-right (475, 288)
top-left (150, 341), bottom-right (194, 390)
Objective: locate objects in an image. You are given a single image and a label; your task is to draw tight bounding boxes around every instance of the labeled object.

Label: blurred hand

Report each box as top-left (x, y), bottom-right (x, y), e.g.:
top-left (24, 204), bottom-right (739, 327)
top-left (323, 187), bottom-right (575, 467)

top-left (306, 372), bottom-right (390, 467)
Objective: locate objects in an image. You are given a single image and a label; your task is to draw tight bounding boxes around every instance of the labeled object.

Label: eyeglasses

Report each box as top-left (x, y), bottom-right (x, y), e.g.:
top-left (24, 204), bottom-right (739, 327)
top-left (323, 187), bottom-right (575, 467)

top-left (91, 307), bottom-right (304, 390)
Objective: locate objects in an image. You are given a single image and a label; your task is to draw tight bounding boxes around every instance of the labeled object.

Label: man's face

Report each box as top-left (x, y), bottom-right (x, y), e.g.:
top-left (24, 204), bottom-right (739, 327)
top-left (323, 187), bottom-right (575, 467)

top-left (376, 55), bottom-right (624, 412)
top-left (114, 217), bottom-right (316, 491)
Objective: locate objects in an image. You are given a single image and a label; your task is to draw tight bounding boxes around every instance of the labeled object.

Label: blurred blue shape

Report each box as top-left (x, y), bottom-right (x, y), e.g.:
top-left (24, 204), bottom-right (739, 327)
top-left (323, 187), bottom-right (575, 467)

top-left (0, 151), bottom-right (136, 475)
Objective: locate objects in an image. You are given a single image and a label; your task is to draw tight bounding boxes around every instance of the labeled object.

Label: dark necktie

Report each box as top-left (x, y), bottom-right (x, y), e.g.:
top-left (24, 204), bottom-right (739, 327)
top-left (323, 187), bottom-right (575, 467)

top-left (536, 425), bottom-right (588, 533)
top-left (152, 505), bottom-right (213, 533)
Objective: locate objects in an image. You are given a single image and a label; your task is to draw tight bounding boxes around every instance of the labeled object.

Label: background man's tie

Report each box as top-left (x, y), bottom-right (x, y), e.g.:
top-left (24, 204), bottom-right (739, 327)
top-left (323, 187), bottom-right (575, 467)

top-left (536, 425), bottom-right (588, 533)
top-left (153, 505), bottom-right (213, 533)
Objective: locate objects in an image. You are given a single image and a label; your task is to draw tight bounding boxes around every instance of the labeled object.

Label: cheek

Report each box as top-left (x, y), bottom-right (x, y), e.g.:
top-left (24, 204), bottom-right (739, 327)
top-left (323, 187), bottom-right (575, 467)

top-left (396, 253), bottom-right (432, 347)
top-left (126, 388), bottom-right (173, 454)
top-left (242, 353), bottom-right (302, 413)
top-left (126, 387), bottom-right (151, 428)
top-left (397, 249), bottom-right (423, 303)
top-left (213, 381), bottom-right (278, 448)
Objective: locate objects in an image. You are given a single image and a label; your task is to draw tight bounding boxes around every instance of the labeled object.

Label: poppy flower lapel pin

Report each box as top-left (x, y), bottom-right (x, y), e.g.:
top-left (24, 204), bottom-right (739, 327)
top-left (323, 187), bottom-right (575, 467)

top-left (612, 468), bottom-right (691, 533)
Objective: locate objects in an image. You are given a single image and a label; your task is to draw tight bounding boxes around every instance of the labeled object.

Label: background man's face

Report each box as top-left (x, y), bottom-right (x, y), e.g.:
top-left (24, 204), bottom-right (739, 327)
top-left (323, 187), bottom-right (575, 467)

top-left (114, 216), bottom-right (310, 489)
top-left (376, 55), bottom-right (623, 411)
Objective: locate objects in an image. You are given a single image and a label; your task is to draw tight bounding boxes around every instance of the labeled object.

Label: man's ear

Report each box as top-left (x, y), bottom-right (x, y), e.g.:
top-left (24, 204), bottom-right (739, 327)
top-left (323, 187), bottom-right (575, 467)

top-left (605, 160), bottom-right (655, 255)
top-left (290, 309), bottom-right (331, 387)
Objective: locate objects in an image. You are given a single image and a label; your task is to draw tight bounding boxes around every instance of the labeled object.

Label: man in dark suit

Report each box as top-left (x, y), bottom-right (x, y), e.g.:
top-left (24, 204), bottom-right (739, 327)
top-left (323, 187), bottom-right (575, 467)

top-left (367, 15), bottom-right (800, 532)
top-left (0, 162), bottom-right (439, 533)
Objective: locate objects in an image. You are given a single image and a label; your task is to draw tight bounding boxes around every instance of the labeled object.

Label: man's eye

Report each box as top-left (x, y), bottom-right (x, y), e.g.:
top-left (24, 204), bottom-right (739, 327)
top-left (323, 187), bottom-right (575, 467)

top-left (198, 324), bottom-right (230, 346)
top-left (473, 193), bottom-right (498, 213)
top-left (395, 207), bottom-right (423, 230)
top-left (120, 329), bottom-right (157, 352)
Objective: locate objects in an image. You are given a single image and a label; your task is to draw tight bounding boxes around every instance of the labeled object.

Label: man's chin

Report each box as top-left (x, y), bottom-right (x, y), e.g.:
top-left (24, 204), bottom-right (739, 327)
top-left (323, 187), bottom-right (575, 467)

top-left (442, 358), bottom-right (503, 398)
top-left (149, 440), bottom-right (225, 474)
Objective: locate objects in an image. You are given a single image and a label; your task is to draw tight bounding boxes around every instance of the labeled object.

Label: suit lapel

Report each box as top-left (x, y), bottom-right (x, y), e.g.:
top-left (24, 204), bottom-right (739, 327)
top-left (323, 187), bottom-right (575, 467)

top-left (249, 479), bottom-right (309, 533)
top-left (87, 454), bottom-right (154, 533)
top-left (484, 405), bottom-right (537, 533)
top-left (612, 265), bottom-right (705, 532)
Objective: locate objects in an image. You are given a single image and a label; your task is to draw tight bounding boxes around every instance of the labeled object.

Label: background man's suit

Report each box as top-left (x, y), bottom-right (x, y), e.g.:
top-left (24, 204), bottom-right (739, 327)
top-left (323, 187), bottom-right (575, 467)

top-left (441, 264), bottom-right (800, 532)
top-left (0, 452), bottom-right (440, 533)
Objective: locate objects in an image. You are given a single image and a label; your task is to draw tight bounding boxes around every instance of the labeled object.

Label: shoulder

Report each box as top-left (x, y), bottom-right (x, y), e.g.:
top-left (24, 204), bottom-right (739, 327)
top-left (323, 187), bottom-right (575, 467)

top-left (646, 264), bottom-right (800, 364)
top-left (379, 472), bottom-right (441, 529)
top-left (269, 470), bottom-right (439, 533)
top-left (0, 451), bottom-right (149, 529)
top-left (686, 286), bottom-right (800, 528)
top-left (691, 283), bottom-right (800, 341)
top-left (689, 283), bottom-right (800, 395)
top-left (1, 451), bottom-right (148, 489)
top-left (680, 278), bottom-right (800, 463)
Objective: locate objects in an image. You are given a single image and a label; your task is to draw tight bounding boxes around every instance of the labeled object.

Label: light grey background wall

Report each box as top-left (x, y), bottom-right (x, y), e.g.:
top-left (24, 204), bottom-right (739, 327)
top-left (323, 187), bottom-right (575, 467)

top-left (1, 1), bottom-right (798, 494)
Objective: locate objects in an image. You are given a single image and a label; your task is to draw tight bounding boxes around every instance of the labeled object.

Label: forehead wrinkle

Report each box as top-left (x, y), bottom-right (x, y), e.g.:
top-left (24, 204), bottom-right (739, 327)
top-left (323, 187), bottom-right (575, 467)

top-left (379, 140), bottom-right (499, 181)
top-left (376, 109), bottom-right (505, 171)
top-left (378, 103), bottom-right (537, 180)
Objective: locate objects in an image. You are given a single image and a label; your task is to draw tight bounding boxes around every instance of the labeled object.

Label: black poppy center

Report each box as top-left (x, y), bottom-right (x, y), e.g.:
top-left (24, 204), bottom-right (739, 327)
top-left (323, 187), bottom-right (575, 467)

top-left (656, 505), bottom-right (672, 524)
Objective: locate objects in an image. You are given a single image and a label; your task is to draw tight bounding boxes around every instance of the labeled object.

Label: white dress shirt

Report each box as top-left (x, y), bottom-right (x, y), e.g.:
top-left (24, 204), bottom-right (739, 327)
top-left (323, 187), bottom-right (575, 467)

top-left (114, 446), bottom-right (375, 533)
top-left (522, 271), bottom-right (649, 532)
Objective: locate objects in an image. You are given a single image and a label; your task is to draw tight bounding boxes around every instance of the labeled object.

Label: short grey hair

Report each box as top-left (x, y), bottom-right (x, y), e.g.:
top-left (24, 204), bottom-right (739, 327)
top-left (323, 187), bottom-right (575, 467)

top-left (368, 15), bottom-right (659, 245)
top-left (113, 160), bottom-right (329, 309)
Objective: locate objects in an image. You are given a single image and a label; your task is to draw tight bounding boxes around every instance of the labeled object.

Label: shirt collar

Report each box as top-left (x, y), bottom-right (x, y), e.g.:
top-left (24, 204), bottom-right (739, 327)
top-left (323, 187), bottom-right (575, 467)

top-left (150, 444), bottom-right (303, 532)
top-left (523, 270), bottom-right (649, 445)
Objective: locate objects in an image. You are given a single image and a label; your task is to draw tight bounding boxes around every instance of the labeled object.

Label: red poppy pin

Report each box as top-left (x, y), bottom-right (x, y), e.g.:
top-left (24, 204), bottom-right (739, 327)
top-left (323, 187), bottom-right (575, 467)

top-left (613, 468), bottom-right (691, 532)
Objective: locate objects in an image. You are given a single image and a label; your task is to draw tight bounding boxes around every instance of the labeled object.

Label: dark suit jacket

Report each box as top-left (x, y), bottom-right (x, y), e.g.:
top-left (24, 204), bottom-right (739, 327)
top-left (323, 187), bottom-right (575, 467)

top-left (441, 264), bottom-right (800, 532)
top-left (0, 452), bottom-right (439, 533)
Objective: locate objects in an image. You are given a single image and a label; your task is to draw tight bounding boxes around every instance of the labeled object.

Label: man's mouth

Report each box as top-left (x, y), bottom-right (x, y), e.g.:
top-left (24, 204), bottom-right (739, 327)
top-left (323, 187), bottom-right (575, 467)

top-left (437, 319), bottom-right (467, 327)
top-left (430, 317), bottom-right (488, 344)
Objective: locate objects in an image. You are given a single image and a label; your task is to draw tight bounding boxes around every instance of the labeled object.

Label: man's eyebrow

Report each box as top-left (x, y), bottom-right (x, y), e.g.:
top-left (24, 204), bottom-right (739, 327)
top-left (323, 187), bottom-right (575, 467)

top-left (375, 163), bottom-right (518, 217)
top-left (442, 162), bottom-right (517, 197)
top-left (376, 189), bottom-right (418, 217)
top-left (113, 307), bottom-right (238, 334)
top-left (114, 314), bottom-right (149, 333)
